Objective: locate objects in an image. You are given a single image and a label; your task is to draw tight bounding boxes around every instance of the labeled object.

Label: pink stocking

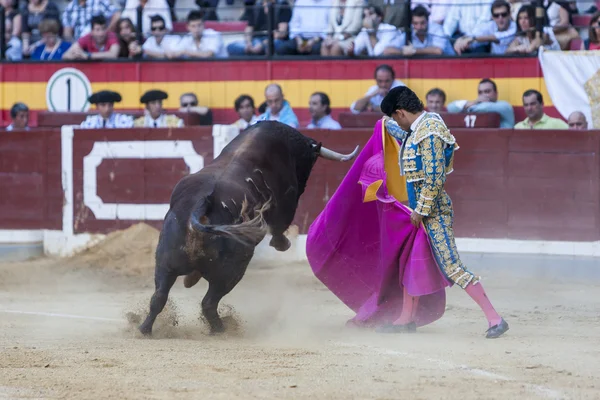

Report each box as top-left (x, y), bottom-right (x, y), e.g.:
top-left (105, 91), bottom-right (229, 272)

top-left (393, 288), bottom-right (419, 325)
top-left (465, 282), bottom-right (503, 327)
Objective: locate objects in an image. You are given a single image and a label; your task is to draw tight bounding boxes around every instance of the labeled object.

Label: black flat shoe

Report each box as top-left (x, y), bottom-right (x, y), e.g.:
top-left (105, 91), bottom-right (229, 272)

top-left (376, 322), bottom-right (417, 334)
top-left (486, 318), bottom-right (509, 339)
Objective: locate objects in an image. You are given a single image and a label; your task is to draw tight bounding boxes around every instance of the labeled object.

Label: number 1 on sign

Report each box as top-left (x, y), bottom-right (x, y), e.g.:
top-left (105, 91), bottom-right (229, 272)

top-left (66, 78), bottom-right (71, 111)
top-left (464, 114), bottom-right (477, 127)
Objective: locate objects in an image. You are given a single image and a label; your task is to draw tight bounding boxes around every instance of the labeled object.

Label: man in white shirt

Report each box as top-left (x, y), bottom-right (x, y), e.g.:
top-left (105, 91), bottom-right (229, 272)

top-left (453, 0), bottom-right (516, 55)
top-left (307, 92), bottom-right (341, 130)
top-left (351, 5), bottom-right (403, 57)
top-left (350, 64), bottom-right (405, 114)
top-left (443, 0), bottom-right (494, 39)
top-left (142, 15), bottom-right (181, 59)
top-left (383, 5), bottom-right (452, 56)
top-left (171, 10), bottom-right (226, 58)
top-left (134, 90), bottom-right (184, 128)
top-left (276, 0), bottom-right (331, 55)
top-left (231, 94), bottom-right (259, 131)
top-left (80, 90), bottom-right (134, 129)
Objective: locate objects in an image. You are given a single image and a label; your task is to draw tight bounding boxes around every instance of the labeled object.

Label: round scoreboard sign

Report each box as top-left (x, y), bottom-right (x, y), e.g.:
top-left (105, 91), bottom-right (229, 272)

top-left (45, 68), bottom-right (93, 112)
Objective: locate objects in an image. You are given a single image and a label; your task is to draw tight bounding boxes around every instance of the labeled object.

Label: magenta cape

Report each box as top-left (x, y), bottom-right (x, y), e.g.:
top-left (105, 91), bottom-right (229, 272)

top-left (306, 119), bottom-right (451, 328)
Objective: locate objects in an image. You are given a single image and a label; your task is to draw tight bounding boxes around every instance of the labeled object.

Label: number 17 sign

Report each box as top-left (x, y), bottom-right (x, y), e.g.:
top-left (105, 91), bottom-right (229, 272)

top-left (45, 67), bottom-right (93, 112)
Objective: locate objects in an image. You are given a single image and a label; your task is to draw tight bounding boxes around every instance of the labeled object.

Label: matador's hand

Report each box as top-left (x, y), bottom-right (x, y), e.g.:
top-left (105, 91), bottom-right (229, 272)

top-left (410, 210), bottom-right (423, 227)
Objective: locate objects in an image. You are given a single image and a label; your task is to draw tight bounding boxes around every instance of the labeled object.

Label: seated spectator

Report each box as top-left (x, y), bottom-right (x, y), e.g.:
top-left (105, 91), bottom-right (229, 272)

top-left (515, 89), bottom-right (568, 129)
top-left (276, 0), bottom-right (330, 55)
top-left (443, 0), bottom-right (494, 41)
top-left (5, 103), bottom-right (30, 131)
top-left (321, 0), bottom-right (363, 56)
top-left (231, 94), bottom-right (259, 131)
top-left (307, 92), bottom-right (341, 129)
top-left (350, 64), bottom-right (405, 114)
top-left (135, 90), bottom-right (184, 127)
top-left (545, 0), bottom-right (579, 50)
top-left (258, 83), bottom-right (299, 128)
top-left (141, 15), bottom-right (181, 59)
top-left (371, 0), bottom-right (408, 28)
top-left (116, 17), bottom-right (142, 58)
top-left (29, 17), bottom-right (72, 60)
top-left (21, 0), bottom-right (60, 56)
top-left (2, 0), bottom-right (23, 61)
top-left (351, 5), bottom-right (403, 57)
top-left (195, 0), bottom-right (220, 21)
top-left (411, 0), bottom-right (452, 25)
top-left (453, 0), bottom-right (516, 55)
top-left (61, 0), bottom-right (119, 40)
top-left (172, 10), bottom-right (226, 58)
top-left (227, 0), bottom-right (292, 56)
top-left (63, 15), bottom-right (120, 59)
top-left (581, 11), bottom-right (600, 50)
top-left (447, 78), bottom-right (515, 128)
top-left (179, 93), bottom-right (211, 116)
top-left (506, 5), bottom-right (560, 54)
top-left (567, 111), bottom-right (588, 129)
top-left (383, 6), bottom-right (451, 56)
top-left (80, 90), bottom-right (134, 128)
top-left (121, 0), bottom-right (173, 37)
top-left (425, 87), bottom-right (446, 112)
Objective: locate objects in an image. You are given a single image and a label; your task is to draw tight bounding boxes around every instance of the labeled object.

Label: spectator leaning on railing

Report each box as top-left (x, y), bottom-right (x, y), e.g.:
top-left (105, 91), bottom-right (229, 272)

top-left (351, 5), bottom-right (403, 57)
top-left (20, 0), bottom-right (60, 57)
top-left (506, 4), bottom-right (560, 54)
top-left (61, 0), bottom-right (119, 41)
top-left (141, 14), bottom-right (180, 59)
top-left (29, 17), bottom-right (72, 60)
top-left (320, 0), bottom-right (363, 57)
top-left (116, 17), bottom-right (143, 58)
top-left (171, 10), bottom-right (226, 58)
top-left (62, 14), bottom-right (120, 59)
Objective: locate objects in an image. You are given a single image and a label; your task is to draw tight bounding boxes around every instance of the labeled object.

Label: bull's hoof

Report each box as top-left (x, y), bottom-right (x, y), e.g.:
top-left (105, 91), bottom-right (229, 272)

top-left (209, 324), bottom-right (226, 336)
top-left (138, 324), bottom-right (152, 336)
top-left (269, 235), bottom-right (291, 252)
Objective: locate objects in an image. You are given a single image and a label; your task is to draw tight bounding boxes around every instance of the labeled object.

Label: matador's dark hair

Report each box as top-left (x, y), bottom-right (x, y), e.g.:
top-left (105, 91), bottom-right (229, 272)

top-left (381, 86), bottom-right (424, 116)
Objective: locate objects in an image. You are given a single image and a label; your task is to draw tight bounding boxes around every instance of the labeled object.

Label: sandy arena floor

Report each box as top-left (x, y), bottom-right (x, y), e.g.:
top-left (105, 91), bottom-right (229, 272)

top-left (0, 225), bottom-right (599, 400)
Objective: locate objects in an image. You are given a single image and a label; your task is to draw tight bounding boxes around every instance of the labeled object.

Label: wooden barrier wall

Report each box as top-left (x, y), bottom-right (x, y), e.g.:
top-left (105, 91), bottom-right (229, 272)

top-left (0, 127), bottom-right (598, 242)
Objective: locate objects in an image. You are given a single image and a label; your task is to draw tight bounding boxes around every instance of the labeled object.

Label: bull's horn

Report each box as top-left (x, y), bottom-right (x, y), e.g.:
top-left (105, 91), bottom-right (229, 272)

top-left (316, 144), bottom-right (360, 162)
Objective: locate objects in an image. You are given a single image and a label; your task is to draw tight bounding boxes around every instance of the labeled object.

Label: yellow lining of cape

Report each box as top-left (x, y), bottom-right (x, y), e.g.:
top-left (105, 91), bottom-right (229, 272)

top-left (362, 118), bottom-right (409, 203)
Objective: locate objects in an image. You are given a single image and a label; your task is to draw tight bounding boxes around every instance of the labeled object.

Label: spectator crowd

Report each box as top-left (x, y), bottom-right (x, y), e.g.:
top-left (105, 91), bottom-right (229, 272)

top-left (1, 0), bottom-right (599, 61)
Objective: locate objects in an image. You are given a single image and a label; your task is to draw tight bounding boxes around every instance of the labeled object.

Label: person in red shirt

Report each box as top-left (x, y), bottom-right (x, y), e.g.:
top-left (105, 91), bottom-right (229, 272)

top-left (62, 14), bottom-right (120, 60)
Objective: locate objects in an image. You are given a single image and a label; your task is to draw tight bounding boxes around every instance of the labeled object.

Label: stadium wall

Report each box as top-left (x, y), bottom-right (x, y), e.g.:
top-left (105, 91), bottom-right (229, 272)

top-left (0, 58), bottom-right (562, 127)
top-left (1, 126), bottom-right (599, 258)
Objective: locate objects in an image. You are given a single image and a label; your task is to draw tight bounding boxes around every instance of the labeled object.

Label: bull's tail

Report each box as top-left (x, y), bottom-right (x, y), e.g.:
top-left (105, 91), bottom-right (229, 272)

top-left (188, 196), bottom-right (272, 247)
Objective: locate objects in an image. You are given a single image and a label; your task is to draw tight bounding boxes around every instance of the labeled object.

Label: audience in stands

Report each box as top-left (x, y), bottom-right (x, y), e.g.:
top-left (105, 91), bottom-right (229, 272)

top-left (2, 0), bottom-right (23, 61)
top-left (425, 88), bottom-right (446, 112)
top-left (179, 92), bottom-right (211, 116)
top-left (29, 17), bottom-right (72, 60)
top-left (6, 103), bottom-right (30, 131)
top-left (320, 0), bottom-right (363, 56)
top-left (116, 17), bottom-right (142, 58)
top-left (447, 78), bottom-right (515, 128)
top-left (384, 5), bottom-right (451, 56)
top-left (80, 90), bottom-right (134, 128)
top-left (370, 0), bottom-right (407, 28)
top-left (307, 92), bottom-right (341, 129)
top-left (514, 89), bottom-right (568, 129)
top-left (135, 89), bottom-right (185, 127)
top-left (567, 111), bottom-right (588, 129)
top-left (258, 83), bottom-right (299, 127)
top-left (454, 0), bottom-right (516, 55)
top-left (173, 10), bottom-right (226, 58)
top-left (582, 11), bottom-right (600, 50)
top-left (232, 94), bottom-right (259, 130)
top-left (61, 0), bottom-right (119, 40)
top-left (227, 0), bottom-right (292, 56)
top-left (350, 64), bottom-right (405, 114)
top-left (141, 14), bottom-right (181, 58)
top-left (121, 0), bottom-right (173, 36)
top-left (443, 0), bottom-right (493, 41)
top-left (507, 5), bottom-right (560, 53)
top-left (352, 5), bottom-right (403, 56)
top-left (277, 0), bottom-right (330, 55)
top-left (20, 0), bottom-right (60, 56)
top-left (545, 0), bottom-right (580, 50)
top-left (412, 0), bottom-right (452, 26)
top-left (63, 14), bottom-right (120, 59)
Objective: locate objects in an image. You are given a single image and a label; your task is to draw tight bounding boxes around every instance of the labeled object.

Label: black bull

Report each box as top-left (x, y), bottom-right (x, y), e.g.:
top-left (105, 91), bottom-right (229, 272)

top-left (139, 121), bottom-right (359, 335)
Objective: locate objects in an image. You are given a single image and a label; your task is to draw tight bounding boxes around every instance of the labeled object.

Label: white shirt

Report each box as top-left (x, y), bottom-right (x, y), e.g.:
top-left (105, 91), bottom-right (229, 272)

top-left (232, 115), bottom-right (259, 130)
top-left (288, 0), bottom-right (331, 39)
top-left (443, 0), bottom-right (494, 37)
top-left (177, 30), bottom-right (227, 58)
top-left (139, 113), bottom-right (184, 128)
top-left (142, 35), bottom-right (181, 55)
top-left (472, 20), bottom-right (517, 54)
top-left (354, 23), bottom-right (404, 57)
top-left (399, 22), bottom-right (448, 50)
top-left (307, 115), bottom-right (342, 129)
top-left (80, 113), bottom-right (134, 128)
top-left (411, 0), bottom-right (452, 25)
top-left (350, 79), bottom-right (406, 114)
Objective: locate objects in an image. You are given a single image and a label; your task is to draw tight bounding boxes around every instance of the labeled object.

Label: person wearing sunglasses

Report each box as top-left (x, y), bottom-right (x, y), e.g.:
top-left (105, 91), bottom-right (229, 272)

top-left (179, 92), bottom-right (211, 116)
top-left (453, 0), bottom-right (516, 55)
top-left (141, 14), bottom-right (181, 59)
